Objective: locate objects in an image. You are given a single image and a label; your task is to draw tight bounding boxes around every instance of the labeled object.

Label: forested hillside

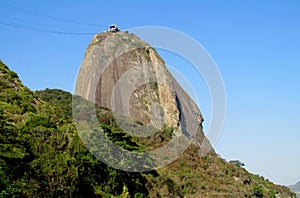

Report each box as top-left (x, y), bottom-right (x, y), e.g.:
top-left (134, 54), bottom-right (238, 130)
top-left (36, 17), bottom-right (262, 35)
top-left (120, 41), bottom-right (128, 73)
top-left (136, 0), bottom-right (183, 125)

top-left (0, 61), bottom-right (151, 197)
top-left (0, 61), bottom-right (295, 197)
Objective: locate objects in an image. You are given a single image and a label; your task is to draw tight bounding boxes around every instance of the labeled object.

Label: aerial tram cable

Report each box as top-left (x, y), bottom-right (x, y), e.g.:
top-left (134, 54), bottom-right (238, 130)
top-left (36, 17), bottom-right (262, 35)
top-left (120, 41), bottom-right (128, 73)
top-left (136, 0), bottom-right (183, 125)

top-left (0, 2), bottom-right (104, 27)
top-left (0, 18), bottom-right (99, 36)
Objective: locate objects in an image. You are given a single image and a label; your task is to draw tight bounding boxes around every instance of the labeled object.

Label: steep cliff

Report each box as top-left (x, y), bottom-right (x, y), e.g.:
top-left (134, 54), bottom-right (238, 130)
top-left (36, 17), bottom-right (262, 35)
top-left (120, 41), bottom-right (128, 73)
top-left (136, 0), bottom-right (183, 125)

top-left (75, 31), bottom-right (211, 154)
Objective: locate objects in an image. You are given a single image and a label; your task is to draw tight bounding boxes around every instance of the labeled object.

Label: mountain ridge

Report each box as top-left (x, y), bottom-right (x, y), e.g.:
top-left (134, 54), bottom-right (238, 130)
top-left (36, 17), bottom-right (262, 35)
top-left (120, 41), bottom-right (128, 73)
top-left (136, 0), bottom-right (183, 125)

top-left (0, 43), bottom-right (296, 197)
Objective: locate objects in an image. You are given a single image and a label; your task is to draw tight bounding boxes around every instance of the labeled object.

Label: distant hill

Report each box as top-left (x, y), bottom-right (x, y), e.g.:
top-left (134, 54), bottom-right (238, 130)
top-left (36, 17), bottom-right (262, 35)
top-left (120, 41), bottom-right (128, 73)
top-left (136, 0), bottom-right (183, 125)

top-left (0, 50), bottom-right (296, 196)
top-left (290, 181), bottom-right (300, 197)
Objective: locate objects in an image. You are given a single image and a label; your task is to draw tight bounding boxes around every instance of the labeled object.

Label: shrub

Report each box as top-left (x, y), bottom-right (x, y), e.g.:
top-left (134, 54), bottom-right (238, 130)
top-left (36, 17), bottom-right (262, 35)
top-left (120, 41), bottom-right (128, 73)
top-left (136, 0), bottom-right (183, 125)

top-left (252, 186), bottom-right (263, 198)
top-left (269, 190), bottom-right (276, 198)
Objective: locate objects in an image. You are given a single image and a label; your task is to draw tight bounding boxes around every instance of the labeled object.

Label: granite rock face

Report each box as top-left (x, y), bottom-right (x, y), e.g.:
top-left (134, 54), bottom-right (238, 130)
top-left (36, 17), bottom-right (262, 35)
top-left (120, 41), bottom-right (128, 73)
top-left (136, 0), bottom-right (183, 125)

top-left (75, 31), bottom-right (211, 152)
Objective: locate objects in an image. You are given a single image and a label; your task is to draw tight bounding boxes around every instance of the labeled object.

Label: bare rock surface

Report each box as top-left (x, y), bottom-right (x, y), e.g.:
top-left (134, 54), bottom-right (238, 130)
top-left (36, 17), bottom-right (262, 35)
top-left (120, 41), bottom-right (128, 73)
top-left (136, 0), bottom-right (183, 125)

top-left (76, 31), bottom-right (211, 152)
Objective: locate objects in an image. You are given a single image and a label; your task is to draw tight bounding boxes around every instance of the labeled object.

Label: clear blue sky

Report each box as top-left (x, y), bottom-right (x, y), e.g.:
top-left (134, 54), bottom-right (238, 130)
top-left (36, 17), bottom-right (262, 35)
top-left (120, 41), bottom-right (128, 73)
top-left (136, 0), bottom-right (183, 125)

top-left (0, 0), bottom-right (299, 186)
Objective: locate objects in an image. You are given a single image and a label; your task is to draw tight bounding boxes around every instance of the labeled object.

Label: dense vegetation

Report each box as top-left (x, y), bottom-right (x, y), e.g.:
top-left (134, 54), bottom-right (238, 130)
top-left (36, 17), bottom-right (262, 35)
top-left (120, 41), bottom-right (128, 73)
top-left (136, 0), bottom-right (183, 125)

top-left (0, 60), bottom-right (296, 197)
top-left (0, 61), bottom-right (151, 197)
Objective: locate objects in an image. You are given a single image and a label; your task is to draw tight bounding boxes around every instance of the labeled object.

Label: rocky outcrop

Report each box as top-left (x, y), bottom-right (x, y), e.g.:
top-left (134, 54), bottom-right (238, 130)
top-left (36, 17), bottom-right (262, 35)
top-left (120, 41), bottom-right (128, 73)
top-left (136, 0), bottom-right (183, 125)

top-left (290, 181), bottom-right (300, 198)
top-left (75, 30), bottom-right (211, 152)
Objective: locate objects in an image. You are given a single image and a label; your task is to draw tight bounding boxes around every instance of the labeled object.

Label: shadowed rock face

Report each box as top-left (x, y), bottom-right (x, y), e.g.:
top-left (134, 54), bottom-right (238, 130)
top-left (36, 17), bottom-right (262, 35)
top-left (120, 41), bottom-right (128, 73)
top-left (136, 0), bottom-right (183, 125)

top-left (76, 31), bottom-right (212, 153)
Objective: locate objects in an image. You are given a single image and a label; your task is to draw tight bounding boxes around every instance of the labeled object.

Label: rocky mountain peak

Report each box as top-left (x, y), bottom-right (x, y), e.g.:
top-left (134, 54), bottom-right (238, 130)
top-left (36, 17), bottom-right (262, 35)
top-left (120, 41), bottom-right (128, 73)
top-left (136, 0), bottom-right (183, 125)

top-left (75, 30), bottom-right (210, 153)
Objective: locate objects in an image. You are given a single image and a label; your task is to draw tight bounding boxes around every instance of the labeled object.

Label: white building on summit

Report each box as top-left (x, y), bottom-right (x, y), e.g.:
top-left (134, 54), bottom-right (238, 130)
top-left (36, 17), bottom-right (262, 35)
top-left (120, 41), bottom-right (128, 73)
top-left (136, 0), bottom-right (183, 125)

top-left (109, 24), bottom-right (120, 32)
